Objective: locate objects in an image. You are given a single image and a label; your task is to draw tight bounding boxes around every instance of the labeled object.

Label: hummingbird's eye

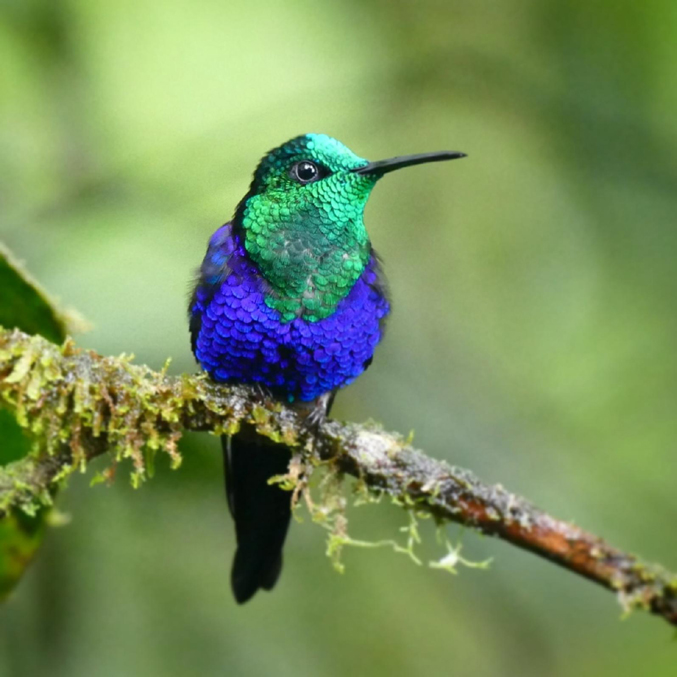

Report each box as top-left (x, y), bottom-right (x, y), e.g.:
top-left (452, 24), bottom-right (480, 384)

top-left (291, 160), bottom-right (321, 185)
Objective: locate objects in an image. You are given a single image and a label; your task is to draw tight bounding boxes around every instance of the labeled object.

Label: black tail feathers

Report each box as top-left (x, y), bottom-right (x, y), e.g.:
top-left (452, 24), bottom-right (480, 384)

top-left (222, 433), bottom-right (292, 604)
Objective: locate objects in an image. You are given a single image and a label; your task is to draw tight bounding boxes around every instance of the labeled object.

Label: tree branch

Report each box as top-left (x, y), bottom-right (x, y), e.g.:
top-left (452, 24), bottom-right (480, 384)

top-left (0, 327), bottom-right (675, 627)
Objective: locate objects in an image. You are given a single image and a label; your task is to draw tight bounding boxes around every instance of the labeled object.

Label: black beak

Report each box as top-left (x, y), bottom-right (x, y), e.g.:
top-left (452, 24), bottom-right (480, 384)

top-left (352, 151), bottom-right (466, 176)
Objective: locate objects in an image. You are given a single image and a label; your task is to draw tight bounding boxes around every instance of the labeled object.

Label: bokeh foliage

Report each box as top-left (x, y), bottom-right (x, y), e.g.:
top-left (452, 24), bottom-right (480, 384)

top-left (0, 245), bottom-right (69, 601)
top-left (0, 1), bottom-right (676, 676)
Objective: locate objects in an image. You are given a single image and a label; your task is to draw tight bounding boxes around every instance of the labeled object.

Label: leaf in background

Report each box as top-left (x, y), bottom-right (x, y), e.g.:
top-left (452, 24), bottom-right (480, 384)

top-left (0, 241), bottom-right (72, 600)
top-left (0, 510), bottom-right (47, 602)
top-left (0, 243), bottom-right (69, 344)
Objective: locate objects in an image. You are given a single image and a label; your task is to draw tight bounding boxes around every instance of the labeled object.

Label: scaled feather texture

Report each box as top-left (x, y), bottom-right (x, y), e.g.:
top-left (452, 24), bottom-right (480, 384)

top-left (189, 133), bottom-right (461, 602)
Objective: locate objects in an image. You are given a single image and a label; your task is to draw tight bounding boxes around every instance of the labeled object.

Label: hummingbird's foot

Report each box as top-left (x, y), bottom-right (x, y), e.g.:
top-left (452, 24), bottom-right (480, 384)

top-left (294, 391), bottom-right (335, 433)
top-left (251, 382), bottom-right (273, 402)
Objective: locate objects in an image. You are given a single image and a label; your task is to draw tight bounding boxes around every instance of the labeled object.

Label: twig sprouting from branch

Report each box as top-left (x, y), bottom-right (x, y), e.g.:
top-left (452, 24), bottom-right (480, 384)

top-left (0, 327), bottom-right (675, 627)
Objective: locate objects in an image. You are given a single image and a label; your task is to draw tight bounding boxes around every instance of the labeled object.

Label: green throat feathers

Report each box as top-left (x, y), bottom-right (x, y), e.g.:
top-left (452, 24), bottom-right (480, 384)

top-left (234, 134), bottom-right (379, 323)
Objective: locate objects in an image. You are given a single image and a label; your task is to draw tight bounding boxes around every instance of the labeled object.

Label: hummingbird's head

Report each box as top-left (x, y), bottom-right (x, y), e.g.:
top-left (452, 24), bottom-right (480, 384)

top-left (245, 133), bottom-right (375, 199)
top-left (234, 133), bottom-right (464, 321)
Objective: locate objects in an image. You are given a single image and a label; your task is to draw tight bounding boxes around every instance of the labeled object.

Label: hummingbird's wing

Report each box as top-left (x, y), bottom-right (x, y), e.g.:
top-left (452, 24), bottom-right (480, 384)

top-left (367, 248), bottom-right (390, 333)
top-left (188, 222), bottom-right (237, 355)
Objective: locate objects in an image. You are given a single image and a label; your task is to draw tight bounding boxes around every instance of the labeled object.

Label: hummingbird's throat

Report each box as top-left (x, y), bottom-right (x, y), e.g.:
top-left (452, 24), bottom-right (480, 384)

top-left (240, 199), bottom-right (370, 323)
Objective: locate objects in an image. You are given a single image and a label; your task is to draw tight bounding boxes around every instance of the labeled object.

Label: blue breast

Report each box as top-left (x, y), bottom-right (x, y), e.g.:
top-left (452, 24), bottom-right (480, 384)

top-left (190, 223), bottom-right (389, 402)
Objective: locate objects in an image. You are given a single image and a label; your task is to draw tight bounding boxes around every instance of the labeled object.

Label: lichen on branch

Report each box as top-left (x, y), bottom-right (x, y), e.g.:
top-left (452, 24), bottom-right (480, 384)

top-left (0, 327), bottom-right (675, 627)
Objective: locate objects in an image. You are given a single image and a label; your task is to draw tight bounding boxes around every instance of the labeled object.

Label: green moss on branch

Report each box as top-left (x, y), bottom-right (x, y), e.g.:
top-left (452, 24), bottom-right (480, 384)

top-left (0, 327), bottom-right (675, 627)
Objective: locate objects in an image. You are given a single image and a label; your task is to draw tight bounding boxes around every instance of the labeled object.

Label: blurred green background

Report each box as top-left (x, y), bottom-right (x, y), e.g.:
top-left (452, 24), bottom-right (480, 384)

top-left (1, 0), bottom-right (676, 675)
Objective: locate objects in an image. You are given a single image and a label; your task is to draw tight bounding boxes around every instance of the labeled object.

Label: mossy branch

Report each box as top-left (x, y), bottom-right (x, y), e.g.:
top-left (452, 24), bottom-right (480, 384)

top-left (0, 327), bottom-right (675, 627)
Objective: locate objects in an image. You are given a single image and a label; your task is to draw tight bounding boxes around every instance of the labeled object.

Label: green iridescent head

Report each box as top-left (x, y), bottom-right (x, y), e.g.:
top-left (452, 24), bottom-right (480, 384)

top-left (234, 133), bottom-right (464, 322)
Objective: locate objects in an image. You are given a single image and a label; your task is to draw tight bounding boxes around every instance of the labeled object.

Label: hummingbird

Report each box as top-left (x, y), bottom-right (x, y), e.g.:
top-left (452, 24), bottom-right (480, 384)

top-left (189, 134), bottom-right (464, 603)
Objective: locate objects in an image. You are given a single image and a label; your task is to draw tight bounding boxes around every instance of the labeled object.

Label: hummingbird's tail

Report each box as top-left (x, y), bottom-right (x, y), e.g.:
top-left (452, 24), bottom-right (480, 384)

top-left (222, 432), bottom-right (292, 604)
